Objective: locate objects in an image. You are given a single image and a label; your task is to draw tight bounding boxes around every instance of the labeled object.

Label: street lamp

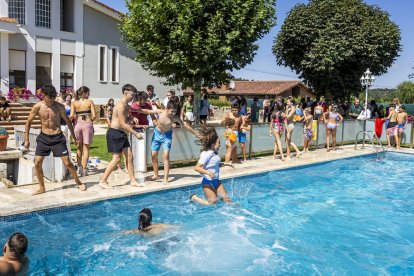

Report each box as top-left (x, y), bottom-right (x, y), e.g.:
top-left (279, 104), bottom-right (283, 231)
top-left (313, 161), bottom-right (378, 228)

top-left (360, 69), bottom-right (375, 118)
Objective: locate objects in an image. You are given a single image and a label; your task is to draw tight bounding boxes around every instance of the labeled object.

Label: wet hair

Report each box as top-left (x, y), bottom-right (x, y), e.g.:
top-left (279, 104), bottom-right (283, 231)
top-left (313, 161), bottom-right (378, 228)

top-left (0, 96), bottom-right (6, 101)
top-left (7, 233), bottom-right (28, 259)
top-left (196, 125), bottom-right (219, 151)
top-left (134, 91), bottom-right (148, 102)
top-left (146, 85), bottom-right (154, 92)
top-left (223, 117), bottom-right (235, 128)
top-left (122, 84), bottom-right (137, 94)
top-left (42, 84), bottom-right (57, 98)
top-left (107, 98), bottom-right (114, 106)
top-left (138, 208), bottom-right (152, 231)
top-left (76, 86), bottom-right (90, 99)
top-left (400, 105), bottom-right (406, 110)
top-left (166, 100), bottom-right (178, 110)
top-left (231, 103), bottom-right (240, 110)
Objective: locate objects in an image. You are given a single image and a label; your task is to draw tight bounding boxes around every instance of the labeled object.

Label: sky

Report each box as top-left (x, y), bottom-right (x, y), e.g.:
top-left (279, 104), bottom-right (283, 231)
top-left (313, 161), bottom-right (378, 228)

top-left (101, 0), bottom-right (414, 89)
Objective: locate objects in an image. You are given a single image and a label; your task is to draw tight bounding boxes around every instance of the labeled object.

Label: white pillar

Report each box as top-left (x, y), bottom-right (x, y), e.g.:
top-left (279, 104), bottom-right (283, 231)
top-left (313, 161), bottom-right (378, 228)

top-left (25, 0), bottom-right (36, 91)
top-left (51, 38), bottom-right (61, 90)
top-left (74, 0), bottom-right (84, 90)
top-left (51, 0), bottom-right (61, 32)
top-left (0, 0), bottom-right (8, 17)
top-left (0, 33), bottom-right (9, 95)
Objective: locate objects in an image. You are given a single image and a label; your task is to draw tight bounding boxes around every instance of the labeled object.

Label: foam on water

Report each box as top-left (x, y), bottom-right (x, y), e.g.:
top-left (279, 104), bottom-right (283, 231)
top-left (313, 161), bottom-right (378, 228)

top-left (1, 153), bottom-right (414, 274)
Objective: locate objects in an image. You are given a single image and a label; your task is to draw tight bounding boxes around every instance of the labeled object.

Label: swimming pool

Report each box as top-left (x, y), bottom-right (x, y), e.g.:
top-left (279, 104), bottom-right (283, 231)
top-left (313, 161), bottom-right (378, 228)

top-left (1, 152), bottom-right (413, 275)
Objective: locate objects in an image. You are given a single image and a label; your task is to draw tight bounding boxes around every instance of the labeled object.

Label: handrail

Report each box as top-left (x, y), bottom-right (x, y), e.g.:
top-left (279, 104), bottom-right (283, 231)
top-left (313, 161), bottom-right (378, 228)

top-left (354, 130), bottom-right (385, 159)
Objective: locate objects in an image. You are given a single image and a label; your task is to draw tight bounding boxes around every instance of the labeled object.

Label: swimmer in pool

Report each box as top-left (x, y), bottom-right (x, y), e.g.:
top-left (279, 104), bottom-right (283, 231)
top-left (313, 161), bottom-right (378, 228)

top-left (0, 232), bottom-right (29, 276)
top-left (123, 208), bottom-right (172, 235)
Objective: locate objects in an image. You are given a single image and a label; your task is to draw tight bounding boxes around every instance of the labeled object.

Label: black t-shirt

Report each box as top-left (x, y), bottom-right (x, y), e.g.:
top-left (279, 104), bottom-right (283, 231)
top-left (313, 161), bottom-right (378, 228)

top-left (0, 102), bottom-right (10, 109)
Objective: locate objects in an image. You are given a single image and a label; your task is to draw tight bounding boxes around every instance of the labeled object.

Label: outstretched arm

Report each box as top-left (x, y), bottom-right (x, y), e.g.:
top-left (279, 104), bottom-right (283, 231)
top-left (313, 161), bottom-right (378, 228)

top-left (173, 115), bottom-right (197, 135)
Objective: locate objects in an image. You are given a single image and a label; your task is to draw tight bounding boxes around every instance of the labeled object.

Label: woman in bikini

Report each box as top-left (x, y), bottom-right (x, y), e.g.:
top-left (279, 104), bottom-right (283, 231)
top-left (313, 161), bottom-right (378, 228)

top-left (323, 105), bottom-right (343, 151)
top-left (106, 98), bottom-right (115, 127)
top-left (70, 86), bottom-right (96, 176)
top-left (269, 102), bottom-right (286, 161)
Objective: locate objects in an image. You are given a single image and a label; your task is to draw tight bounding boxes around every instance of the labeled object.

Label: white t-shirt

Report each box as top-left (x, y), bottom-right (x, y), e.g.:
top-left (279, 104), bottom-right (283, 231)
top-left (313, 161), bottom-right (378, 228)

top-left (198, 150), bottom-right (220, 180)
top-left (163, 97), bottom-right (169, 107)
top-left (357, 109), bottom-right (371, 120)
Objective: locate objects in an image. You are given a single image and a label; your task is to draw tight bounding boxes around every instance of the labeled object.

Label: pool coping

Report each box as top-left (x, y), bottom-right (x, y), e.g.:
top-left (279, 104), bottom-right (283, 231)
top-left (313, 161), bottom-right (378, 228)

top-left (1, 146), bottom-right (413, 218)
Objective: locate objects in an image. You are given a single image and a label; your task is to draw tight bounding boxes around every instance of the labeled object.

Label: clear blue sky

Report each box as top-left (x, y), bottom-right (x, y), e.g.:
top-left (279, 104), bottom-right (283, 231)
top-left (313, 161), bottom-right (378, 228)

top-left (101, 0), bottom-right (414, 89)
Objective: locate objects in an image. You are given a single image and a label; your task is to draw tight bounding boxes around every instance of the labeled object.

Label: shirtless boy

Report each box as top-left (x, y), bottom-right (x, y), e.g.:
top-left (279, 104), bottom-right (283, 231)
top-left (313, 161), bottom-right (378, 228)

top-left (25, 84), bottom-right (85, 195)
top-left (383, 104), bottom-right (398, 148)
top-left (395, 105), bottom-right (408, 150)
top-left (137, 101), bottom-right (196, 184)
top-left (99, 84), bottom-right (144, 189)
top-left (302, 108), bottom-right (313, 154)
top-left (285, 98), bottom-right (301, 158)
top-left (221, 103), bottom-right (243, 164)
top-left (0, 233), bottom-right (28, 276)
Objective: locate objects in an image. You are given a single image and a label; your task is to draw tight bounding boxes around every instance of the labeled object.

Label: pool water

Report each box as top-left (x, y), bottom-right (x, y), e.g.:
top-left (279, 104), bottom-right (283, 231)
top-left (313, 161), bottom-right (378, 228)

top-left (1, 153), bottom-right (414, 275)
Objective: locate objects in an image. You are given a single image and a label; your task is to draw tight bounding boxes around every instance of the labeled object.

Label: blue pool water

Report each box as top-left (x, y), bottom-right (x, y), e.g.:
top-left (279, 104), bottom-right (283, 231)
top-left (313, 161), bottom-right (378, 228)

top-left (1, 153), bottom-right (414, 275)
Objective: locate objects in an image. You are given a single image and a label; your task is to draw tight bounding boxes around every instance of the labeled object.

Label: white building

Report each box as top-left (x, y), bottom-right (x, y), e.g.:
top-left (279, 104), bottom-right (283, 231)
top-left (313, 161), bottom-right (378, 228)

top-left (0, 0), bottom-right (172, 102)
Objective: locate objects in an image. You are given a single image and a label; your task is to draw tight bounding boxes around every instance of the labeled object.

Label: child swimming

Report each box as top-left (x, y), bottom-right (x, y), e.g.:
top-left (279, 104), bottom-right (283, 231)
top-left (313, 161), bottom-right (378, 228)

top-left (123, 208), bottom-right (172, 235)
top-left (190, 126), bottom-right (231, 206)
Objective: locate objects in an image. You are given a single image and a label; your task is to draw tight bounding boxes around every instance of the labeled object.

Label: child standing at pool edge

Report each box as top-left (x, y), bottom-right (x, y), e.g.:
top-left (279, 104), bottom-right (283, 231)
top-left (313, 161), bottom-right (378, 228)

top-left (190, 126), bottom-right (231, 205)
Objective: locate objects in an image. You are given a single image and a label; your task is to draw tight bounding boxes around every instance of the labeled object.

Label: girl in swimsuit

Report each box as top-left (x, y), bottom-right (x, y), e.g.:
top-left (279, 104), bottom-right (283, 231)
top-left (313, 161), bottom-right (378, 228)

top-left (70, 86), bottom-right (96, 176)
top-left (269, 103), bottom-right (286, 161)
top-left (106, 98), bottom-right (114, 127)
top-left (323, 106), bottom-right (343, 151)
top-left (190, 126), bottom-right (231, 205)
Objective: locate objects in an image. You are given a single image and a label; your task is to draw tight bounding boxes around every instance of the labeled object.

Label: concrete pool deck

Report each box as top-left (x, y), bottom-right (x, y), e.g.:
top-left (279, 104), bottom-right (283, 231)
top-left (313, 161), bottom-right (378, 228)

top-left (1, 145), bottom-right (413, 217)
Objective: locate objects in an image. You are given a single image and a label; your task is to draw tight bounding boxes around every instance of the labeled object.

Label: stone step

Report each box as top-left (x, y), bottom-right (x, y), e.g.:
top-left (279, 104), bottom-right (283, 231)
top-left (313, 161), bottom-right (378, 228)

top-left (9, 111), bottom-right (32, 116)
top-left (0, 120), bottom-right (41, 126)
top-left (10, 107), bottom-right (32, 111)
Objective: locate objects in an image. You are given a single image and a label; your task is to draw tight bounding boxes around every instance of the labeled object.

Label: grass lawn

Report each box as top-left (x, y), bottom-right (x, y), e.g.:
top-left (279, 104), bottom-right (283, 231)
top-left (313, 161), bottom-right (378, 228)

top-left (71, 135), bottom-right (112, 161)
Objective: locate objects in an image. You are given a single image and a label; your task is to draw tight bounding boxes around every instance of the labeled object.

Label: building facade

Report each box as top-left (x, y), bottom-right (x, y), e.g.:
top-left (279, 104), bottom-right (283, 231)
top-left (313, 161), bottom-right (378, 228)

top-left (0, 0), bottom-right (172, 103)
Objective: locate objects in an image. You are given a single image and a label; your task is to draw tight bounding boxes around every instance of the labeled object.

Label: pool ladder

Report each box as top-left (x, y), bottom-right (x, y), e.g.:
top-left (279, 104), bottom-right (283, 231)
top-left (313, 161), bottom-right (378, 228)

top-left (354, 131), bottom-right (386, 159)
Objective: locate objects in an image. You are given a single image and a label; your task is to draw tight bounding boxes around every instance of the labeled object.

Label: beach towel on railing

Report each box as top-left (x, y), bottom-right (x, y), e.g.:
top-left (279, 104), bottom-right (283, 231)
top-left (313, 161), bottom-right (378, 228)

top-left (375, 118), bottom-right (384, 138)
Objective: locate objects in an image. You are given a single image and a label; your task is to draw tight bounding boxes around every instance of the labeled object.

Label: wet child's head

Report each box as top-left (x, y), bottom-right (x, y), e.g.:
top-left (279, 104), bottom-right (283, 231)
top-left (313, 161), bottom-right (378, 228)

top-left (224, 117), bottom-right (236, 128)
top-left (400, 105), bottom-right (406, 112)
top-left (196, 126), bottom-right (220, 151)
top-left (138, 208), bottom-right (152, 231)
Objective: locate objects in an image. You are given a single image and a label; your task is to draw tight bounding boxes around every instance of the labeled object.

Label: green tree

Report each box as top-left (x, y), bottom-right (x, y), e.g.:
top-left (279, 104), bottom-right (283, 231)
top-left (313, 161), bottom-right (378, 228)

top-left (121, 0), bottom-right (276, 122)
top-left (395, 81), bottom-right (414, 104)
top-left (273, 0), bottom-right (401, 99)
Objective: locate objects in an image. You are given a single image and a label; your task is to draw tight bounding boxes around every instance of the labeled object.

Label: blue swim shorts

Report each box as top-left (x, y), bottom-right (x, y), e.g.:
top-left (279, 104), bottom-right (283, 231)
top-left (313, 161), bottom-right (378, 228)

top-left (151, 128), bottom-right (173, 152)
top-left (201, 178), bottom-right (221, 190)
top-left (238, 132), bottom-right (247, 143)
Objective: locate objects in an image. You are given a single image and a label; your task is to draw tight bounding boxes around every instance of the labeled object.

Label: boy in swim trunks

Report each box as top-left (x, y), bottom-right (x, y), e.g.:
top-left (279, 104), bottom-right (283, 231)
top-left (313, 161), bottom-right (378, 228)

top-left (302, 108), bottom-right (313, 154)
top-left (395, 105), bottom-right (408, 150)
top-left (382, 104), bottom-right (398, 148)
top-left (190, 126), bottom-right (231, 205)
top-left (99, 84), bottom-right (144, 189)
top-left (137, 101), bottom-right (196, 184)
top-left (221, 103), bottom-right (244, 164)
top-left (24, 84), bottom-right (86, 195)
top-left (239, 114), bottom-right (251, 161)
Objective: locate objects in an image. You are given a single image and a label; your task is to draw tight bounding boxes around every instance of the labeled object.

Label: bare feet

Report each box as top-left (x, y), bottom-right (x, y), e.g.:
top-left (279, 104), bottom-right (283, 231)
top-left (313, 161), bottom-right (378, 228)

top-left (77, 183), bottom-right (87, 191)
top-left (32, 188), bottom-right (46, 195)
top-left (296, 152), bottom-right (302, 158)
top-left (150, 175), bottom-right (160, 181)
top-left (163, 178), bottom-right (169, 185)
top-left (98, 181), bottom-right (113, 189)
top-left (131, 180), bottom-right (145, 187)
top-left (327, 148), bottom-right (330, 152)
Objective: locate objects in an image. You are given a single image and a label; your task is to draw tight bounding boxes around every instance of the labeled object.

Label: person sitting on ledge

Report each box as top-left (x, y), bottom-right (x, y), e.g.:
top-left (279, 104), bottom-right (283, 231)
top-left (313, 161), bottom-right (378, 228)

top-left (0, 232), bottom-right (29, 276)
top-left (0, 96), bottom-right (11, 122)
top-left (123, 208), bottom-right (172, 235)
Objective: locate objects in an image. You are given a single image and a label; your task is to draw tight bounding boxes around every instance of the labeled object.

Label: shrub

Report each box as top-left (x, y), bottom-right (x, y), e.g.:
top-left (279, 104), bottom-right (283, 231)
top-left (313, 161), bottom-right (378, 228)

top-left (208, 99), bottom-right (232, 108)
top-left (0, 127), bottom-right (8, 137)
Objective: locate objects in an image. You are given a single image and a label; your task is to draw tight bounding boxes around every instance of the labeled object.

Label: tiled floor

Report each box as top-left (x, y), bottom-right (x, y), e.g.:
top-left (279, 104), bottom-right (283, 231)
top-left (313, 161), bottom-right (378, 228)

top-left (1, 145), bottom-right (412, 217)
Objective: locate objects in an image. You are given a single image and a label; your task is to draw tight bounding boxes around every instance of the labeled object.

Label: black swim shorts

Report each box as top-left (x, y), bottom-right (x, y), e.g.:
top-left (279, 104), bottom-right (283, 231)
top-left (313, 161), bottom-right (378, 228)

top-left (106, 128), bottom-right (130, 153)
top-left (35, 132), bottom-right (69, 157)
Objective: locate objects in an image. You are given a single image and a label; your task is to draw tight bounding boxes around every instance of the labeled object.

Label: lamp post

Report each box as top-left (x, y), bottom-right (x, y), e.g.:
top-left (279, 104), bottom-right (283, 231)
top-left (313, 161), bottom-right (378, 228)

top-left (360, 69), bottom-right (375, 147)
top-left (360, 69), bottom-right (375, 118)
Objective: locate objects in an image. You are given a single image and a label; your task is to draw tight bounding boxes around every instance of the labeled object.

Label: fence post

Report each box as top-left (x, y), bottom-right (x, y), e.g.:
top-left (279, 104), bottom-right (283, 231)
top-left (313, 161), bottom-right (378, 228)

top-left (249, 123), bottom-right (253, 159)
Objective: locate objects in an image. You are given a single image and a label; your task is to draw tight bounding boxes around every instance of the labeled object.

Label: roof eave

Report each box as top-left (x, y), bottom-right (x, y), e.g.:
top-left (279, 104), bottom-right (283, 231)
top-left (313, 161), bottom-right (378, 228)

top-left (83, 0), bottom-right (122, 22)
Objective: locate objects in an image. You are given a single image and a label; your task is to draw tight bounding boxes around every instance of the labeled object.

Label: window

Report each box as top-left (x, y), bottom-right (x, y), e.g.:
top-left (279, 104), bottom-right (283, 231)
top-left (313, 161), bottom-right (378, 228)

top-left (35, 0), bottom-right (51, 28)
top-left (36, 52), bottom-right (51, 89)
top-left (8, 0), bottom-right (26, 25)
top-left (60, 55), bottom-right (74, 91)
top-left (98, 45), bottom-right (107, 82)
top-left (110, 47), bottom-right (119, 83)
top-left (9, 50), bottom-right (26, 88)
top-left (60, 0), bottom-right (74, 32)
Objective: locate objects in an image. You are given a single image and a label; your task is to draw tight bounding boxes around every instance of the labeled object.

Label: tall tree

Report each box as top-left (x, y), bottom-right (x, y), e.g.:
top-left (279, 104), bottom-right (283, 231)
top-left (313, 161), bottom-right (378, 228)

top-left (121, 0), bottom-right (276, 122)
top-left (273, 0), bottom-right (401, 99)
top-left (396, 81), bottom-right (414, 104)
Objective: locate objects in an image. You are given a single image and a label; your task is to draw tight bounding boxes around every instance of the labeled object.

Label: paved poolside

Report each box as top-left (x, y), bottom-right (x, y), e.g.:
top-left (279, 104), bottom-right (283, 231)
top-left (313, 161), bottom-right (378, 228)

top-left (1, 145), bottom-right (412, 217)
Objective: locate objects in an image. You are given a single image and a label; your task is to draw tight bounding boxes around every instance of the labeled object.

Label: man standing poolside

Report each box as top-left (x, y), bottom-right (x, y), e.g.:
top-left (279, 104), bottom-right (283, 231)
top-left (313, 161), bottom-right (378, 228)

top-left (24, 84), bottom-right (86, 195)
top-left (99, 84), bottom-right (144, 189)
